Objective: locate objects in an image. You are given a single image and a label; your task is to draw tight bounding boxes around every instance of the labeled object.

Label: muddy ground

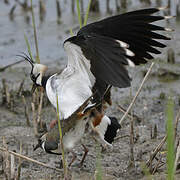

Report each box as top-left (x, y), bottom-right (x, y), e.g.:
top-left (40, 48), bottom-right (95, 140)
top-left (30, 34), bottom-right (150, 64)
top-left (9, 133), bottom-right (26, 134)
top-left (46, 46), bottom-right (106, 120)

top-left (0, 0), bottom-right (180, 180)
top-left (0, 59), bottom-right (180, 180)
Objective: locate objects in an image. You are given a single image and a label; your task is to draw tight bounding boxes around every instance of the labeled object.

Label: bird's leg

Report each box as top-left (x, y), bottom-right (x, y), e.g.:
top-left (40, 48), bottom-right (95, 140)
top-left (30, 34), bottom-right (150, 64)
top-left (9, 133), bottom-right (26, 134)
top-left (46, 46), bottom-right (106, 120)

top-left (79, 144), bottom-right (89, 167)
top-left (68, 151), bottom-right (77, 167)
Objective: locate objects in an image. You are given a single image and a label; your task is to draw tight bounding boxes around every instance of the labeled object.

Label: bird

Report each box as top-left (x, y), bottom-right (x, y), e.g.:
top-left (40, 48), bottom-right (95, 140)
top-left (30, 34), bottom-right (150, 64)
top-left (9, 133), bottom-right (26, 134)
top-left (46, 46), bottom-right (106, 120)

top-left (19, 7), bottom-right (172, 165)
top-left (33, 94), bottom-right (96, 167)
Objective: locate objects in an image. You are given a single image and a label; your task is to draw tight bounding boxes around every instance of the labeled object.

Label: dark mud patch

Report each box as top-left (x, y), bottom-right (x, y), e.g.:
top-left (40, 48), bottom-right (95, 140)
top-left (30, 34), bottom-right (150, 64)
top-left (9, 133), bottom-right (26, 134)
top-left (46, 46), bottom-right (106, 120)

top-left (0, 62), bottom-right (180, 179)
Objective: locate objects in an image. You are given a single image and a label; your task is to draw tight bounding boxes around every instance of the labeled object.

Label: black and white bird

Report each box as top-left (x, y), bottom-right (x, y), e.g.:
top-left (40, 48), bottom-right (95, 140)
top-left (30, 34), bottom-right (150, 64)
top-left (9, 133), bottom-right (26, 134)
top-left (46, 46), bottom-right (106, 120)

top-left (20, 7), bottom-right (172, 162)
top-left (33, 94), bottom-right (97, 167)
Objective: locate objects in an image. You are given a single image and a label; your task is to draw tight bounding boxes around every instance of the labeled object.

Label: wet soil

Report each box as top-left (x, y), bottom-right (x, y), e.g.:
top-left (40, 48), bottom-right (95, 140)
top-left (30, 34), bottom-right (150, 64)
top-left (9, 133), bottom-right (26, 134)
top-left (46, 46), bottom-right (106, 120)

top-left (0, 61), bottom-right (180, 180)
top-left (0, 0), bottom-right (180, 179)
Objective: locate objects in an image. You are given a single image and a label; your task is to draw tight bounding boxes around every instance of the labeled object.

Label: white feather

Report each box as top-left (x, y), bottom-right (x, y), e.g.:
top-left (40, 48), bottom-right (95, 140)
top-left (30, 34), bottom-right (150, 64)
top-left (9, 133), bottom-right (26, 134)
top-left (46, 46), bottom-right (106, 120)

top-left (41, 141), bottom-right (46, 151)
top-left (125, 49), bottom-right (135, 57)
top-left (115, 40), bottom-right (129, 48)
top-left (127, 59), bottom-right (135, 67)
top-left (93, 115), bottom-right (112, 146)
top-left (46, 42), bottom-right (96, 119)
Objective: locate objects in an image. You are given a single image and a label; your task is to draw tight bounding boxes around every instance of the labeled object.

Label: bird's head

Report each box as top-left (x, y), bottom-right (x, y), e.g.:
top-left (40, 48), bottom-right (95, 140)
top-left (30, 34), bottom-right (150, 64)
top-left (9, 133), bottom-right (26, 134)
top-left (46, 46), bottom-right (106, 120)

top-left (33, 133), bottom-right (47, 152)
top-left (33, 133), bottom-right (61, 155)
top-left (18, 53), bottom-right (48, 92)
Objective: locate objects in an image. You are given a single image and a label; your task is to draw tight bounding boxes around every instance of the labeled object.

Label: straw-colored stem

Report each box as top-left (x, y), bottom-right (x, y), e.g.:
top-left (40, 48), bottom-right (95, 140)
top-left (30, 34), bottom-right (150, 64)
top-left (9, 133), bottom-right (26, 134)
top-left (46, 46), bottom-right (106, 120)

top-left (0, 147), bottom-right (61, 172)
top-left (37, 88), bottom-right (44, 124)
top-left (146, 135), bottom-right (167, 167)
top-left (16, 142), bottom-right (22, 180)
top-left (30, 0), bottom-right (40, 63)
top-left (22, 95), bottom-right (30, 127)
top-left (119, 62), bottom-right (154, 125)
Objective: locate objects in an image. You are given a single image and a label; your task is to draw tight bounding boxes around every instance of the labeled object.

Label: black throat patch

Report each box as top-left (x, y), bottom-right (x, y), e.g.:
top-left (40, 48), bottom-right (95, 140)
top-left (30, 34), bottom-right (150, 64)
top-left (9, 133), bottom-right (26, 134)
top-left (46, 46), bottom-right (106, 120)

top-left (41, 75), bottom-right (51, 89)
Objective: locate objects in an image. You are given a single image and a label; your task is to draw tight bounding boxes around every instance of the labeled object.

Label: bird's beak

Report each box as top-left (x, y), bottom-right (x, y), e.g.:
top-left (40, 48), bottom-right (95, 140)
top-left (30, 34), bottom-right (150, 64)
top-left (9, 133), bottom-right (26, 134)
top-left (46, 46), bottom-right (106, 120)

top-left (31, 83), bottom-right (37, 94)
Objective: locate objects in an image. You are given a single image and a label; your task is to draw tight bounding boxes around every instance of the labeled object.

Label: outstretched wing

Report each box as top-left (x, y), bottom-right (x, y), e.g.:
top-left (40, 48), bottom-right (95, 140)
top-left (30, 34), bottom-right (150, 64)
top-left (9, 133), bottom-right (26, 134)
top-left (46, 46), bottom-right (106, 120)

top-left (63, 7), bottom-right (172, 104)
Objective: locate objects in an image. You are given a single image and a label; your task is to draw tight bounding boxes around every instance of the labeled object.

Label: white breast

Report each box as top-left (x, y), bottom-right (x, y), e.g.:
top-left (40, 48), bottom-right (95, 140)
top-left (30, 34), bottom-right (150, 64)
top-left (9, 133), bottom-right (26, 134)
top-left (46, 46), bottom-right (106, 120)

top-left (62, 119), bottom-right (88, 151)
top-left (46, 67), bottom-right (93, 119)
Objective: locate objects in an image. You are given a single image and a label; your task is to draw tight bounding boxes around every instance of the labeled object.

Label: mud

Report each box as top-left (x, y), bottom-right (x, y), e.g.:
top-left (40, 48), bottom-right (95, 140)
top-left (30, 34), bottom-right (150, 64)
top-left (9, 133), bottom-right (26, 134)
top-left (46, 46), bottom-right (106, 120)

top-left (0, 0), bottom-right (180, 180)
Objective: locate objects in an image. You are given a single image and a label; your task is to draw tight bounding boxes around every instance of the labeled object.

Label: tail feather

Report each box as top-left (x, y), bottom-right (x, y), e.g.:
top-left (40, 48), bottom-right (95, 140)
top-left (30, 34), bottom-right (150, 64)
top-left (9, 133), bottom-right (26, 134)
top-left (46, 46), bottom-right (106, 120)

top-left (104, 117), bottom-right (121, 144)
top-left (91, 115), bottom-right (120, 145)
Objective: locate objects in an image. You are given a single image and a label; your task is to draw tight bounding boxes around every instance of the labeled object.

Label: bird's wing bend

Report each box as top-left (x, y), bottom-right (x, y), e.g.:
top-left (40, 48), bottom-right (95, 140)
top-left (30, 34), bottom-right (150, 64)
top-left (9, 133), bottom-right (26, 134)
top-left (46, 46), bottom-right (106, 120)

top-left (63, 7), bottom-right (171, 104)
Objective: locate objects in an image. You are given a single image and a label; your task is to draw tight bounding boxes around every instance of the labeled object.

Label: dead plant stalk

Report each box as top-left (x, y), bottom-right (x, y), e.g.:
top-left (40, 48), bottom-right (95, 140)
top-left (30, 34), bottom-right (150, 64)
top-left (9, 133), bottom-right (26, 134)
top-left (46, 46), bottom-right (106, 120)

top-left (0, 147), bottom-right (62, 172)
top-left (119, 62), bottom-right (155, 125)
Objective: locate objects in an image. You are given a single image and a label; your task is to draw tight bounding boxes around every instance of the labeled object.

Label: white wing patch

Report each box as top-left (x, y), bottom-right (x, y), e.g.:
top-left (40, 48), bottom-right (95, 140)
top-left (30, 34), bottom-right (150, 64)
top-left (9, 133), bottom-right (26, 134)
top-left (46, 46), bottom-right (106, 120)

top-left (127, 59), bottom-right (135, 67)
top-left (64, 41), bottom-right (95, 86)
top-left (115, 40), bottom-right (129, 48)
top-left (45, 41), bottom-right (98, 119)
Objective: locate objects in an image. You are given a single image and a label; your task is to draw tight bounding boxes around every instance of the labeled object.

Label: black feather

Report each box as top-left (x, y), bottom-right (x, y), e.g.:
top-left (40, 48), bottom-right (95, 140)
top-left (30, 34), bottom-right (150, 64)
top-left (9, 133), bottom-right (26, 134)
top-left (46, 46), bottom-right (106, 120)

top-left (104, 117), bottom-right (121, 144)
top-left (64, 8), bottom-right (171, 104)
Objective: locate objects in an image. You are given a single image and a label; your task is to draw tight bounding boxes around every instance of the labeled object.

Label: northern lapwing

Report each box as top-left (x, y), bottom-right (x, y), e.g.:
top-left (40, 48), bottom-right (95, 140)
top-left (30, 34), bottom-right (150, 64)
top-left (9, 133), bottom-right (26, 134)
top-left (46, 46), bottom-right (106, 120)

top-left (33, 94), bottom-right (98, 167)
top-left (20, 7), bottom-right (172, 160)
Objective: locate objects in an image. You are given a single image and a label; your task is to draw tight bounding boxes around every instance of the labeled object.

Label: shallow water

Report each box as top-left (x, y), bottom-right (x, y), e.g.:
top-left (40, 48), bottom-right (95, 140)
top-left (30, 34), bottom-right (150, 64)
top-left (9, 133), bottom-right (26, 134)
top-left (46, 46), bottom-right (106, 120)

top-left (0, 0), bottom-right (178, 66)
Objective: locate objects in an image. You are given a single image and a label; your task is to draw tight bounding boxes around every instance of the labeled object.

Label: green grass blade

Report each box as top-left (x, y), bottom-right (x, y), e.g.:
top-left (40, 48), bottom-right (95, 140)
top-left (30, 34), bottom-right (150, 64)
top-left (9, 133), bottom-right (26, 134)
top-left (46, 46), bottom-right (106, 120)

top-left (95, 143), bottom-right (102, 180)
top-left (166, 97), bottom-right (175, 180)
top-left (76, 0), bottom-right (82, 28)
top-left (56, 93), bottom-right (67, 177)
top-left (30, 0), bottom-right (40, 63)
top-left (24, 33), bottom-right (34, 61)
top-left (83, 0), bottom-right (91, 26)
top-left (69, 28), bottom-right (73, 36)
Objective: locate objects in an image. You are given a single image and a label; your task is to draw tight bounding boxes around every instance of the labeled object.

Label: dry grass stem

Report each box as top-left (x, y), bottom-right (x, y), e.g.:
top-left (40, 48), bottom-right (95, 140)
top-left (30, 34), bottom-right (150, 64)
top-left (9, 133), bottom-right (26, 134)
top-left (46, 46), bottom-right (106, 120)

top-left (0, 147), bottom-right (62, 172)
top-left (174, 139), bottom-right (180, 172)
top-left (37, 89), bottom-right (44, 124)
top-left (9, 4), bottom-right (16, 21)
top-left (174, 108), bottom-right (180, 139)
top-left (146, 135), bottom-right (167, 167)
top-left (2, 137), bottom-right (10, 179)
top-left (129, 112), bottom-right (135, 167)
top-left (31, 102), bottom-right (38, 136)
top-left (56, 0), bottom-right (61, 24)
top-left (114, 134), bottom-right (129, 141)
top-left (17, 80), bottom-right (24, 96)
top-left (39, 0), bottom-right (46, 22)
top-left (118, 105), bottom-right (142, 122)
top-left (16, 142), bottom-right (22, 180)
top-left (22, 95), bottom-right (30, 126)
top-left (10, 154), bottom-right (15, 179)
top-left (152, 153), bottom-right (162, 174)
top-left (2, 79), bottom-right (10, 106)
top-left (153, 124), bottom-right (158, 139)
top-left (119, 62), bottom-right (155, 125)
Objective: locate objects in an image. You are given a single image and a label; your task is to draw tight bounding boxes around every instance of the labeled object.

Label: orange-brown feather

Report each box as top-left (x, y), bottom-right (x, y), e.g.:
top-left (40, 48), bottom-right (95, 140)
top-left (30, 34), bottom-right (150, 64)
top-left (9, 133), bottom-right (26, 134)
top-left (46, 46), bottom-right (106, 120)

top-left (92, 110), bottom-right (104, 127)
